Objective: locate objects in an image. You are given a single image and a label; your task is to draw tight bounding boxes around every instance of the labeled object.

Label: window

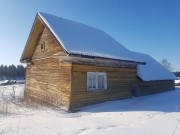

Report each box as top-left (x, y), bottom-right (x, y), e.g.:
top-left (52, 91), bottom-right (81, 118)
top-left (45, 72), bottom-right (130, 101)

top-left (41, 42), bottom-right (45, 50)
top-left (87, 72), bottom-right (107, 90)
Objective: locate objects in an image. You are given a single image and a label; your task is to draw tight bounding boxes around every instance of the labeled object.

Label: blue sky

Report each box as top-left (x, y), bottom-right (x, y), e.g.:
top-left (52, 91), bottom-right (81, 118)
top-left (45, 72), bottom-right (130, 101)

top-left (0, 0), bottom-right (180, 71)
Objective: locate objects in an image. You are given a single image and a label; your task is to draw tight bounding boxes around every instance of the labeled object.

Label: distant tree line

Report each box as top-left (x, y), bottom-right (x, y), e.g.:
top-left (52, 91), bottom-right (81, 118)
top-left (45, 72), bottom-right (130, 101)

top-left (0, 64), bottom-right (25, 80)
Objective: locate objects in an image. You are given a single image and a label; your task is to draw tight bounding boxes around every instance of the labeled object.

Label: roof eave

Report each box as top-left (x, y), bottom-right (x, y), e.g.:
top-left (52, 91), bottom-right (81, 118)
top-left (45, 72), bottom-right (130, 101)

top-left (69, 53), bottom-right (146, 65)
top-left (20, 13), bottom-right (39, 63)
top-left (37, 12), bottom-right (69, 55)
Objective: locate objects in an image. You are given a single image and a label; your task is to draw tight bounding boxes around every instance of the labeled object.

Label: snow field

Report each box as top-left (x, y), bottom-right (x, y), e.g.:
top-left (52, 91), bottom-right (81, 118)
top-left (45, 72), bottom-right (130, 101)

top-left (0, 85), bottom-right (180, 135)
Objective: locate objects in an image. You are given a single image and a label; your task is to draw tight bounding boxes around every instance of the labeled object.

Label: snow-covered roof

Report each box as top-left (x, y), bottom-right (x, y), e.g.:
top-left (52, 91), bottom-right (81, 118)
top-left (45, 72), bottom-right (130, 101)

top-left (36, 12), bottom-right (177, 81)
top-left (38, 12), bottom-right (142, 63)
top-left (130, 52), bottom-right (177, 81)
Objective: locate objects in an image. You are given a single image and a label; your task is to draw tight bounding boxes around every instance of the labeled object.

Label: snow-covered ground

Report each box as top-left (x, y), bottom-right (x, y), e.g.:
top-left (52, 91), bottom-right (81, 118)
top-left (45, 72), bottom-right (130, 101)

top-left (1, 85), bottom-right (180, 135)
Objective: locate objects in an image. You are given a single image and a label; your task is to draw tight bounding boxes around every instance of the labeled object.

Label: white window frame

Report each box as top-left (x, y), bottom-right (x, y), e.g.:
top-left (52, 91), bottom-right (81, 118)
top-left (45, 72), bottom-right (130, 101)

top-left (87, 72), bottom-right (107, 90)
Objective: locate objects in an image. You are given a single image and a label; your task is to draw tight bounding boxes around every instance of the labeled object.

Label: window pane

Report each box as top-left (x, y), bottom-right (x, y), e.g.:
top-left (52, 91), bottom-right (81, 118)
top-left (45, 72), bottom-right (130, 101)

top-left (87, 72), bottom-right (107, 90)
top-left (98, 75), bottom-right (104, 89)
top-left (88, 73), bottom-right (96, 89)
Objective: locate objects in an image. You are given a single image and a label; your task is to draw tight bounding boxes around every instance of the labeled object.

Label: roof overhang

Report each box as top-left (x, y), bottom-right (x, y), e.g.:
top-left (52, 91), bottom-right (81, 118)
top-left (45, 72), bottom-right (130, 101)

top-left (69, 53), bottom-right (146, 65)
top-left (20, 14), bottom-right (45, 62)
top-left (20, 12), bottom-right (145, 66)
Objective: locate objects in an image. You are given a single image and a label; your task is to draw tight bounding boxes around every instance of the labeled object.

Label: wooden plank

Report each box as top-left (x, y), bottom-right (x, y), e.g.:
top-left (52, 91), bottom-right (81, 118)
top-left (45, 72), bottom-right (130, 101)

top-left (32, 28), bottom-right (62, 60)
top-left (25, 30), bottom-right (72, 110)
top-left (135, 79), bottom-right (175, 96)
top-left (70, 64), bottom-right (136, 110)
top-left (73, 64), bottom-right (136, 72)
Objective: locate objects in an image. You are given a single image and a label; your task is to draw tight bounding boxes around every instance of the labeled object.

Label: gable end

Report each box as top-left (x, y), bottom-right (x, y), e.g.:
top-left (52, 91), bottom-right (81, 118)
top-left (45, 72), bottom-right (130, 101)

top-left (20, 14), bottom-right (68, 63)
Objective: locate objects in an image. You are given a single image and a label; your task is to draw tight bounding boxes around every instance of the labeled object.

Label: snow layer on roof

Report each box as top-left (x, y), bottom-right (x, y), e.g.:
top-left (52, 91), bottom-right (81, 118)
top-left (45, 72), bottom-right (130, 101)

top-left (130, 52), bottom-right (177, 81)
top-left (38, 12), bottom-right (176, 81)
top-left (38, 12), bottom-right (142, 62)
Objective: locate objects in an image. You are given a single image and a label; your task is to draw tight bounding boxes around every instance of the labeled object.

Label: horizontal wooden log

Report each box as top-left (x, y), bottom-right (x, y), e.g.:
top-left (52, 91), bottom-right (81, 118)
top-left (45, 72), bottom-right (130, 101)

top-left (73, 64), bottom-right (136, 72)
top-left (26, 46), bottom-right (72, 110)
top-left (32, 28), bottom-right (62, 60)
top-left (70, 64), bottom-right (136, 110)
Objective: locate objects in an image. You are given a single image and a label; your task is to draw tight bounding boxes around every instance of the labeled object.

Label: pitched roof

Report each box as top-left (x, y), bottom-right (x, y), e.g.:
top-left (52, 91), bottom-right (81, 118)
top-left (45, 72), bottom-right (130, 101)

top-left (130, 52), bottom-right (177, 81)
top-left (20, 12), bottom-right (177, 81)
top-left (38, 12), bottom-right (143, 63)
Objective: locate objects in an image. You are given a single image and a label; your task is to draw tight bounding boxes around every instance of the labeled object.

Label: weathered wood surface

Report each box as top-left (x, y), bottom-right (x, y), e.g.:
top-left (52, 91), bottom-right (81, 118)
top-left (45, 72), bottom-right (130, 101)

top-left (63, 56), bottom-right (138, 68)
top-left (32, 28), bottom-right (63, 60)
top-left (26, 57), bottom-right (72, 110)
top-left (25, 27), bottom-right (72, 110)
top-left (70, 64), bottom-right (136, 110)
top-left (134, 79), bottom-right (175, 96)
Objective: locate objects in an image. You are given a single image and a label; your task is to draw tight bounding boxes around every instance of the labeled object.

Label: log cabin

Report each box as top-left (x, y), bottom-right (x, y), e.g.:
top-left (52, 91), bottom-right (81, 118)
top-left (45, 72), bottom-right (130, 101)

top-left (20, 12), bottom-right (176, 111)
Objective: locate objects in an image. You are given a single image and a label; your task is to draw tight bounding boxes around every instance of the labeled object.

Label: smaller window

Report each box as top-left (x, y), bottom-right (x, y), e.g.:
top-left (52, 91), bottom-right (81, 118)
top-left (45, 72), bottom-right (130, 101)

top-left (41, 42), bottom-right (45, 50)
top-left (87, 72), bottom-right (107, 90)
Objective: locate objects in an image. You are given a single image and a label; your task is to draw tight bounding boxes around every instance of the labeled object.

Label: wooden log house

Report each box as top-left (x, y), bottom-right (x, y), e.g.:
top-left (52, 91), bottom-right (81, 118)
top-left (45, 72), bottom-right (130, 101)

top-left (20, 12), bottom-right (176, 111)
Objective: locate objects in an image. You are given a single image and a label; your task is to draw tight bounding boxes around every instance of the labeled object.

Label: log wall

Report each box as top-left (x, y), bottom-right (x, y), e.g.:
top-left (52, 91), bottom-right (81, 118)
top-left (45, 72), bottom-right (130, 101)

top-left (25, 28), bottom-right (71, 110)
top-left (133, 79), bottom-right (175, 96)
top-left (32, 28), bottom-right (63, 60)
top-left (70, 64), bottom-right (136, 110)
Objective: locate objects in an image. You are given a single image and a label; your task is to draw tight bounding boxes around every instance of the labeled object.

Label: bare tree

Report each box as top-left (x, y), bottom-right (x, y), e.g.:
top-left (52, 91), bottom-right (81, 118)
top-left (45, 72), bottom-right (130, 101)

top-left (160, 58), bottom-right (174, 71)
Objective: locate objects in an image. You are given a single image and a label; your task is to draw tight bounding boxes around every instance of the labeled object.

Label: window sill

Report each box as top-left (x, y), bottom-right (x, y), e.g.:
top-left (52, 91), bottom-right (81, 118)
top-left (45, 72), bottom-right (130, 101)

top-left (87, 89), bottom-right (107, 92)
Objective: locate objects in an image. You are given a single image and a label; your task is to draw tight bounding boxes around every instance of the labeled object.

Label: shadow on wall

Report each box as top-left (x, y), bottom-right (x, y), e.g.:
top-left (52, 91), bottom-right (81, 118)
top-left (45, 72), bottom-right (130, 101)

top-left (79, 87), bottom-right (180, 113)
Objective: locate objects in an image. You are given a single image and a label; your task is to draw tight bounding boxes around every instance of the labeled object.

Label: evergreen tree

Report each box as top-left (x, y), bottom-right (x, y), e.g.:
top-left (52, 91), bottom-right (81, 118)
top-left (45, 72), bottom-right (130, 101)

top-left (0, 64), bottom-right (25, 80)
top-left (3, 65), bottom-right (8, 79)
top-left (8, 64), bottom-right (17, 79)
top-left (0, 64), bottom-right (4, 79)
